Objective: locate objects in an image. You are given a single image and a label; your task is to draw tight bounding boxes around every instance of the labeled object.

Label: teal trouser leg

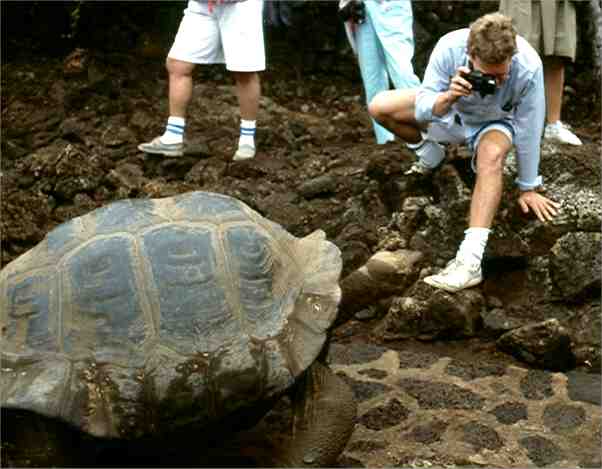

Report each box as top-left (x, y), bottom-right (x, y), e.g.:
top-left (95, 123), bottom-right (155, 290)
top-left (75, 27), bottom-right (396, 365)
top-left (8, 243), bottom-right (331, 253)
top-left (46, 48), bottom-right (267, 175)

top-left (356, 10), bottom-right (396, 144)
top-left (369, 0), bottom-right (420, 91)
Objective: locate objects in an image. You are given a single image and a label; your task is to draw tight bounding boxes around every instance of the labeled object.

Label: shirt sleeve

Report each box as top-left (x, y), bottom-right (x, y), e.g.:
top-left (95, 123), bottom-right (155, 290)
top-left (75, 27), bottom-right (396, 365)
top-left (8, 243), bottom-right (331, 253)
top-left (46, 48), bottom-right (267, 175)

top-left (513, 65), bottom-right (545, 191)
top-left (415, 39), bottom-right (455, 123)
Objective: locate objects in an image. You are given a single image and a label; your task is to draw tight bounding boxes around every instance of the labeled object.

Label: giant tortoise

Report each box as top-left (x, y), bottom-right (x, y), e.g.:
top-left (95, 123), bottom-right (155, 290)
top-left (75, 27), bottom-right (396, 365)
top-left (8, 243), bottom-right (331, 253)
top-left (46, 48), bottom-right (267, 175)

top-left (0, 191), bottom-right (356, 466)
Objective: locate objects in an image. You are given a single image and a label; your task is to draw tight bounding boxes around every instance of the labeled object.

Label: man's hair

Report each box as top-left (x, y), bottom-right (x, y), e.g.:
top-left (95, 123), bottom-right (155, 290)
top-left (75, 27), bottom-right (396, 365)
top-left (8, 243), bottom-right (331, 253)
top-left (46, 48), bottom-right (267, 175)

top-left (467, 13), bottom-right (517, 64)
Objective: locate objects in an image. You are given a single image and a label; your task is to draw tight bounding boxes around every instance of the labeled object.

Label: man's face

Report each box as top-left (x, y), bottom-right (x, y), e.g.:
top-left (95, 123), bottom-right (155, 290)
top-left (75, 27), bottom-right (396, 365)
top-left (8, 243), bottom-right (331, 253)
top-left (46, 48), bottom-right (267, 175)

top-left (470, 56), bottom-right (511, 85)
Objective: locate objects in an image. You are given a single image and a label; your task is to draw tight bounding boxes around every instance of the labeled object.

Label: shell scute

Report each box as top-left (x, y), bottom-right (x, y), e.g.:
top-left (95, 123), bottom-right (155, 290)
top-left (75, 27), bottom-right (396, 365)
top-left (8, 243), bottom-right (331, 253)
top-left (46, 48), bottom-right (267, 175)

top-left (92, 198), bottom-right (160, 235)
top-left (224, 224), bottom-right (290, 340)
top-left (141, 225), bottom-right (237, 355)
top-left (173, 192), bottom-right (246, 222)
top-left (62, 235), bottom-right (147, 354)
top-left (47, 218), bottom-right (82, 259)
top-left (3, 272), bottom-right (59, 353)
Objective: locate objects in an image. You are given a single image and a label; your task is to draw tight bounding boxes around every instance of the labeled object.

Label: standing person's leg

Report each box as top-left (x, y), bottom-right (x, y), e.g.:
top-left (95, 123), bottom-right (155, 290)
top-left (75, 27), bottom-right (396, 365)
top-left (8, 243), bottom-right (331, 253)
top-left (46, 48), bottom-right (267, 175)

top-left (232, 71), bottom-right (261, 159)
top-left (356, 6), bottom-right (395, 144)
top-left (541, 0), bottom-right (582, 145)
top-left (423, 126), bottom-right (513, 292)
top-left (543, 55), bottom-right (564, 124)
top-left (233, 72), bottom-right (261, 121)
top-left (541, 55), bottom-right (581, 145)
top-left (167, 59), bottom-right (195, 120)
top-left (221, 0), bottom-right (266, 161)
top-left (371, 0), bottom-right (420, 91)
top-left (138, 4), bottom-right (221, 157)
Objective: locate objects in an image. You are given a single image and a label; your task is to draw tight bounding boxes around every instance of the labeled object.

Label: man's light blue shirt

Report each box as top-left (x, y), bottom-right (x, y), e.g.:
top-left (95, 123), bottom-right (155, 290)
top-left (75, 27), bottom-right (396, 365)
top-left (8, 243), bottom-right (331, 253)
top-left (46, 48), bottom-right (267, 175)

top-left (415, 29), bottom-right (545, 191)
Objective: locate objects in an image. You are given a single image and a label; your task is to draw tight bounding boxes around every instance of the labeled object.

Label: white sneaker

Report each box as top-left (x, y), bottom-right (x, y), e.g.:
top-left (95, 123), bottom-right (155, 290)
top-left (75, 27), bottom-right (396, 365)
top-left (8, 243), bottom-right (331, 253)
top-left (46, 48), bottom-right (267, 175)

top-left (233, 144), bottom-right (256, 161)
top-left (404, 160), bottom-right (434, 176)
top-left (544, 121), bottom-right (582, 146)
top-left (138, 137), bottom-right (184, 157)
top-left (423, 258), bottom-right (483, 293)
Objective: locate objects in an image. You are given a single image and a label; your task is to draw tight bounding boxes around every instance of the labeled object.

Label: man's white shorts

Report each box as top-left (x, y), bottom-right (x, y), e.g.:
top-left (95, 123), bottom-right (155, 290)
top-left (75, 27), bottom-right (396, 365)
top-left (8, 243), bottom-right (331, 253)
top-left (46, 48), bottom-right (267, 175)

top-left (168, 0), bottom-right (265, 72)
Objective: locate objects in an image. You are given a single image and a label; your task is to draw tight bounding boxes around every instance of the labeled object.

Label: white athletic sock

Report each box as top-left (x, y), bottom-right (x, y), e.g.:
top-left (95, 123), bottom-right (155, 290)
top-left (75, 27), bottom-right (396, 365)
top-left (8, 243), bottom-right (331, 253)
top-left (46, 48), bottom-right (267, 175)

top-left (456, 227), bottom-right (491, 266)
top-left (414, 139), bottom-right (446, 169)
top-left (238, 119), bottom-right (256, 148)
top-left (160, 116), bottom-right (185, 144)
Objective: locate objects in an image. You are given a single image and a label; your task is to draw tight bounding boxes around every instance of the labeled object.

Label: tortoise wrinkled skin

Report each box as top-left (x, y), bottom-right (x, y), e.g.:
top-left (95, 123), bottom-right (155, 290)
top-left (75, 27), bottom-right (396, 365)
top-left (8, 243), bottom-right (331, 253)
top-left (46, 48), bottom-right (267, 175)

top-left (0, 191), bottom-right (342, 442)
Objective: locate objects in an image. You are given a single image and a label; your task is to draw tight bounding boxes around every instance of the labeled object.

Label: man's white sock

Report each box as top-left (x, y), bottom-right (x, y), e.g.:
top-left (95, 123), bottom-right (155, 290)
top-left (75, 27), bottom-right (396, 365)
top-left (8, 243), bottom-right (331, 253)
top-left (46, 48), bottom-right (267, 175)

top-left (160, 116), bottom-right (186, 144)
top-left (456, 227), bottom-right (491, 265)
top-left (407, 139), bottom-right (445, 169)
top-left (238, 119), bottom-right (256, 148)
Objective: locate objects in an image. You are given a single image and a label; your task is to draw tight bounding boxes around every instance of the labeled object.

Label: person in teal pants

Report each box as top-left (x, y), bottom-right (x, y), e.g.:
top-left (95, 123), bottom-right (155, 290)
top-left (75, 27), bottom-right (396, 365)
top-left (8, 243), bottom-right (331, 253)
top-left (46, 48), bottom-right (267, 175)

top-left (340, 0), bottom-right (421, 144)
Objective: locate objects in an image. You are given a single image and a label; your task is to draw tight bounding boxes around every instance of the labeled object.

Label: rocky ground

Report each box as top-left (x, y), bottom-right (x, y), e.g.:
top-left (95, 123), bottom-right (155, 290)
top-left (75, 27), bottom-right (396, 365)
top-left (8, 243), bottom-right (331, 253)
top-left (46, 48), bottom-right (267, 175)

top-left (2, 9), bottom-right (601, 468)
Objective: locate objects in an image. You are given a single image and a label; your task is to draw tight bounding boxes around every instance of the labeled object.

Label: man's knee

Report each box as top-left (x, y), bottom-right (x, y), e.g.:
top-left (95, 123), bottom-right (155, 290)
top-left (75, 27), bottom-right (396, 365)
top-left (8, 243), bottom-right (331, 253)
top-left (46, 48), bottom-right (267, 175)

top-left (232, 71), bottom-right (259, 87)
top-left (476, 145), bottom-right (506, 174)
top-left (476, 130), bottom-right (511, 173)
top-left (166, 58), bottom-right (195, 78)
top-left (369, 89), bottom-right (417, 125)
top-left (368, 92), bottom-right (389, 122)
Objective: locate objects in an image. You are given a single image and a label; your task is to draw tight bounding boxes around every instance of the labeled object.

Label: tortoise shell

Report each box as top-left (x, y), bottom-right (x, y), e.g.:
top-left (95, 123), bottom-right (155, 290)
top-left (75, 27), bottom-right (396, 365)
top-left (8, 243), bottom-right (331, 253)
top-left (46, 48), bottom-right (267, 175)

top-left (0, 191), bottom-right (341, 439)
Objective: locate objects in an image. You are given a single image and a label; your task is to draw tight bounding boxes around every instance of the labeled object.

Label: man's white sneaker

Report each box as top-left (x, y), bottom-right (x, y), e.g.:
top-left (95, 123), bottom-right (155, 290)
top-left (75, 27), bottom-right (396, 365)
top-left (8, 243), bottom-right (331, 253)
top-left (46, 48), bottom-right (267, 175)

top-left (404, 160), bottom-right (434, 176)
top-left (404, 140), bottom-right (445, 175)
top-left (544, 121), bottom-right (582, 146)
top-left (423, 258), bottom-right (483, 293)
top-left (233, 144), bottom-right (256, 161)
top-left (138, 137), bottom-right (184, 157)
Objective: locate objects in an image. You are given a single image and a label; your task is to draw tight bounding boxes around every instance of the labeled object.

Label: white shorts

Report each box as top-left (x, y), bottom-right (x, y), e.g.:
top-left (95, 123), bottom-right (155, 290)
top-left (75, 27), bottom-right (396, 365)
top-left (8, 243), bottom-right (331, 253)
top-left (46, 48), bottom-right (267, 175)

top-left (168, 0), bottom-right (265, 71)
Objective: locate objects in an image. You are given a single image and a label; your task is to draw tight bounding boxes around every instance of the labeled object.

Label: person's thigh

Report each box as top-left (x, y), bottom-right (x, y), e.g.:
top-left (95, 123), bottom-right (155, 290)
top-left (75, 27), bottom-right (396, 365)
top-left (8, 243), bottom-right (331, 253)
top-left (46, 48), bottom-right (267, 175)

top-left (371, 88), bottom-right (418, 123)
top-left (168, 7), bottom-right (223, 64)
top-left (220, 0), bottom-right (266, 72)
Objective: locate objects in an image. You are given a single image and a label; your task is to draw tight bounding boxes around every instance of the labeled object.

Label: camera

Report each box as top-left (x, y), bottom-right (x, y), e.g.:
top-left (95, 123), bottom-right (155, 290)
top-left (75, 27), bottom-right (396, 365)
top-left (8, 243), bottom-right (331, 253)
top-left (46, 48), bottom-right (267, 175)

top-left (338, 0), bottom-right (366, 24)
top-left (461, 69), bottom-right (497, 97)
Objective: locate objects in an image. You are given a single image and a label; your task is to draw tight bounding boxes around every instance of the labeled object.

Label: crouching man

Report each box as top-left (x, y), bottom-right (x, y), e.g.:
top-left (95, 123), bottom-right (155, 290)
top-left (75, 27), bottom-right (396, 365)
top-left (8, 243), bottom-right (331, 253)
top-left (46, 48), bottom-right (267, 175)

top-left (368, 12), bottom-right (560, 292)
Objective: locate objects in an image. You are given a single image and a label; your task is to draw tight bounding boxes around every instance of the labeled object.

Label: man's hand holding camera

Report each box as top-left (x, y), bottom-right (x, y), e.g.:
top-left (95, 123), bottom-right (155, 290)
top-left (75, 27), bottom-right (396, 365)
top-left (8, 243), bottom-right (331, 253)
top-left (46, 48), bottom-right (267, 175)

top-left (433, 65), bottom-right (476, 116)
top-left (448, 65), bottom-right (474, 101)
top-left (448, 64), bottom-right (498, 101)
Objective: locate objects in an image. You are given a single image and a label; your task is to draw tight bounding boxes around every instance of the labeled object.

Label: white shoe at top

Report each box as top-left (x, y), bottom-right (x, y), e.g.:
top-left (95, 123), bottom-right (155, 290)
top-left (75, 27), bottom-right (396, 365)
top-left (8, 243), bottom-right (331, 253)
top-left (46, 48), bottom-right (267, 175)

top-left (544, 121), bottom-right (583, 146)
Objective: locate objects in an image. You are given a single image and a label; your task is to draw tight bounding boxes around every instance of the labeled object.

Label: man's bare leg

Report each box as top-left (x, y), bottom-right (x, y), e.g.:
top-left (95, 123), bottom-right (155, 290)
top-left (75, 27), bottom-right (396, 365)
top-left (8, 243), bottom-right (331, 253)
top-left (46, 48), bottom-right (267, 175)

top-left (138, 58), bottom-right (195, 156)
top-left (469, 130), bottom-right (511, 228)
top-left (167, 58), bottom-right (196, 118)
top-left (423, 130), bottom-right (511, 292)
top-left (368, 89), bottom-right (422, 143)
top-left (233, 71), bottom-right (261, 121)
top-left (369, 89), bottom-right (446, 172)
top-left (543, 56), bottom-right (564, 124)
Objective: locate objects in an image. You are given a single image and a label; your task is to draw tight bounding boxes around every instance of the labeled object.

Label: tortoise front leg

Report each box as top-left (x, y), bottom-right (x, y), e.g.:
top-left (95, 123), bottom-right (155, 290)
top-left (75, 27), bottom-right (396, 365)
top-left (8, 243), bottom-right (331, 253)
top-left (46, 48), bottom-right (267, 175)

top-left (275, 361), bottom-right (357, 467)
